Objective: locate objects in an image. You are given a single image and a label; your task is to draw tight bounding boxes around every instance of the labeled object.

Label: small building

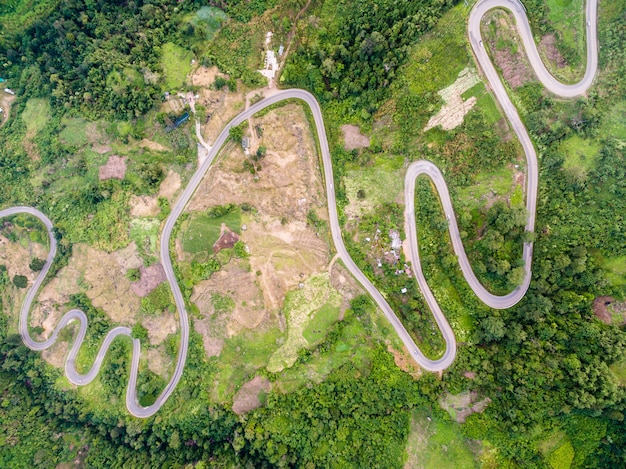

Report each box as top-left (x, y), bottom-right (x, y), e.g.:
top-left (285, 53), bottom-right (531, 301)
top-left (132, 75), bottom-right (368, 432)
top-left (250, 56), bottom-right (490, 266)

top-left (278, 45), bottom-right (284, 56)
top-left (242, 136), bottom-right (250, 151)
top-left (4, 88), bottom-right (15, 95)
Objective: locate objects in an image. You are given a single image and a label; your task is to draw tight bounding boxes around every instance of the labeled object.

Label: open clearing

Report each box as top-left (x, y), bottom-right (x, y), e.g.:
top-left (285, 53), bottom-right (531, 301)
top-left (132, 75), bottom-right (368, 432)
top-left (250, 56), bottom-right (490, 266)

top-left (161, 42), bottom-right (194, 91)
top-left (404, 409), bottom-right (481, 469)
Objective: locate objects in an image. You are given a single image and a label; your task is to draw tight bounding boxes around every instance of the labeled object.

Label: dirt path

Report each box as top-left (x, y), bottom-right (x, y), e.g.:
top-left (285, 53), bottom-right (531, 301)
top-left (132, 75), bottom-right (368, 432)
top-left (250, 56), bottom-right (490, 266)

top-left (0, 94), bottom-right (15, 128)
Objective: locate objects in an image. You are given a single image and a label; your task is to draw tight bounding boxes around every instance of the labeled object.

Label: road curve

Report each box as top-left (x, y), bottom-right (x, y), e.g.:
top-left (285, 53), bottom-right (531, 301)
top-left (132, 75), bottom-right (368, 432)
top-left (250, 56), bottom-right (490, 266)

top-left (5, 0), bottom-right (598, 417)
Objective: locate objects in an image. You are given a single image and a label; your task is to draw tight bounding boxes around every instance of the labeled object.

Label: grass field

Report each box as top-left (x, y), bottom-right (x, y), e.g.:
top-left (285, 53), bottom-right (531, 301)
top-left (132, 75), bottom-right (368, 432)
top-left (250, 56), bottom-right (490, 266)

top-left (404, 409), bottom-right (479, 469)
top-left (130, 218), bottom-right (161, 265)
top-left (558, 135), bottom-right (600, 180)
top-left (21, 98), bottom-right (50, 134)
top-left (59, 117), bottom-right (88, 147)
top-left (182, 209), bottom-right (241, 255)
top-left (161, 42), bottom-right (194, 91)
top-left (302, 302), bottom-right (341, 344)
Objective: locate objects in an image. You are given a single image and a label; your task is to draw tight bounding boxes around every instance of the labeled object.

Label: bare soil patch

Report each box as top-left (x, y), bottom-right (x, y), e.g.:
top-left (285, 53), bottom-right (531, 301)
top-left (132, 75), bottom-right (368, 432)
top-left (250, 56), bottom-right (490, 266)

top-left (213, 227), bottom-right (239, 253)
top-left (141, 313), bottom-right (177, 345)
top-left (147, 345), bottom-right (173, 379)
top-left (341, 124), bottom-right (370, 150)
top-left (540, 34), bottom-right (567, 69)
top-left (158, 170), bottom-right (182, 203)
top-left (193, 318), bottom-right (225, 357)
top-left (131, 263), bottom-right (166, 297)
top-left (139, 138), bottom-right (169, 152)
top-left (388, 343), bottom-right (421, 379)
top-left (232, 376), bottom-right (271, 415)
top-left (185, 103), bottom-right (332, 357)
top-left (190, 66), bottom-right (224, 88)
top-left (92, 144), bottom-right (112, 154)
top-left (129, 195), bottom-right (160, 218)
top-left (30, 243), bottom-right (142, 338)
top-left (191, 260), bottom-right (266, 335)
top-left (196, 86), bottom-right (245, 143)
top-left (329, 260), bottom-right (364, 317)
top-left (424, 67), bottom-right (480, 132)
top-left (484, 13), bottom-right (533, 88)
top-left (593, 296), bottom-right (626, 325)
top-left (98, 155), bottom-right (127, 180)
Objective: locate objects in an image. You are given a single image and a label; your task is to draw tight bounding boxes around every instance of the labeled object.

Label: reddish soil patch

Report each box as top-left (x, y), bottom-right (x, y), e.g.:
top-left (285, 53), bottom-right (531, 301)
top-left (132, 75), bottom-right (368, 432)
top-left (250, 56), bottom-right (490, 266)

top-left (464, 371), bottom-right (477, 380)
top-left (232, 376), bottom-right (271, 415)
top-left (213, 227), bottom-right (239, 253)
top-left (494, 48), bottom-right (532, 88)
top-left (99, 155), bottom-right (127, 180)
top-left (540, 34), bottom-right (566, 69)
top-left (387, 343), bottom-right (421, 379)
top-left (131, 263), bottom-right (166, 297)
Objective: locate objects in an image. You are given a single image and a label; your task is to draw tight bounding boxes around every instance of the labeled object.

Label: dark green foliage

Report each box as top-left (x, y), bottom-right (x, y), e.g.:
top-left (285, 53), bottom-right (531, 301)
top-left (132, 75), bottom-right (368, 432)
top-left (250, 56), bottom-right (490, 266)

top-left (28, 257), bottom-right (46, 272)
top-left (11, 274), bottom-right (27, 288)
top-left (282, 0), bottom-right (457, 113)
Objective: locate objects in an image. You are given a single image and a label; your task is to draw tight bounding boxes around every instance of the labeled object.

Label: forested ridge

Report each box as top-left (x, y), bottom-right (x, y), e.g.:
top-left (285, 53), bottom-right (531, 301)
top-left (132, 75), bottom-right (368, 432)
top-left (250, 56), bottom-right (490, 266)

top-left (0, 0), bottom-right (626, 467)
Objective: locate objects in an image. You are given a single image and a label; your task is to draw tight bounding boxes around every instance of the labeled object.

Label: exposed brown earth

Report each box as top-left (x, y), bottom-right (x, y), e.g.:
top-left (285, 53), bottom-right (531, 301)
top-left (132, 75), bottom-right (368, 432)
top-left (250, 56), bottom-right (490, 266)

top-left (0, 94), bottom-right (15, 128)
top-left (213, 227), bottom-right (239, 253)
top-left (98, 155), bottom-right (127, 180)
top-left (139, 138), bottom-right (169, 152)
top-left (593, 296), bottom-right (626, 325)
top-left (388, 343), bottom-right (421, 379)
top-left (142, 313), bottom-right (177, 345)
top-left (158, 170), bottom-right (182, 203)
top-left (540, 34), bottom-right (567, 69)
top-left (131, 263), bottom-right (166, 297)
top-left (232, 376), bottom-right (271, 415)
top-left (485, 13), bottom-right (533, 88)
top-left (342, 124), bottom-right (370, 150)
top-left (129, 195), bottom-right (160, 218)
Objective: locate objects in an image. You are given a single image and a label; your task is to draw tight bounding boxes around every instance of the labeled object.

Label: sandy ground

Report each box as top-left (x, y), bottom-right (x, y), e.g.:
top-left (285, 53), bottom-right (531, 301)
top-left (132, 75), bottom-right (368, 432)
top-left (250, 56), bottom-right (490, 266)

top-left (342, 124), bottom-right (370, 150)
top-left (232, 376), bottom-right (271, 415)
top-left (158, 170), bottom-right (182, 203)
top-left (142, 313), bottom-right (177, 345)
top-left (129, 195), bottom-right (160, 217)
top-left (424, 67), bottom-right (480, 131)
top-left (99, 155), bottom-right (127, 180)
top-left (190, 66), bottom-right (224, 88)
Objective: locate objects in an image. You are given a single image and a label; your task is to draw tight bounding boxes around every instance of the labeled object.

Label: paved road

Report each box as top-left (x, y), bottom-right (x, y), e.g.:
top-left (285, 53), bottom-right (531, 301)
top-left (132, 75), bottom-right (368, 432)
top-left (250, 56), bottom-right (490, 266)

top-left (6, 0), bottom-right (598, 417)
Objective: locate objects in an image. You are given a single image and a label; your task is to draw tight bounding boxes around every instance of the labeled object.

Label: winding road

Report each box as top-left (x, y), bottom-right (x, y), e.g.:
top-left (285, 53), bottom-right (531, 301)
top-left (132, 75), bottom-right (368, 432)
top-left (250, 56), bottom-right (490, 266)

top-left (5, 0), bottom-right (598, 417)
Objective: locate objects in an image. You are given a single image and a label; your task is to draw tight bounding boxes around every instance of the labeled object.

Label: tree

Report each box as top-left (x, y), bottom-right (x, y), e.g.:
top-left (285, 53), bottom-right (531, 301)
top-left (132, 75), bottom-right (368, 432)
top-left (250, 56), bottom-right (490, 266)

top-left (12, 274), bottom-right (27, 288)
top-left (29, 257), bottom-right (46, 271)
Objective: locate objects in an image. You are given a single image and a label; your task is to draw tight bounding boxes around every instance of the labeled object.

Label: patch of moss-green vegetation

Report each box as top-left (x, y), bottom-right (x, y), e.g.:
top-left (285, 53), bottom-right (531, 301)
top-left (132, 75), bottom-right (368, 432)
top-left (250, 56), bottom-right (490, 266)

top-left (21, 98), bottom-right (50, 134)
top-left (558, 134), bottom-right (600, 179)
top-left (610, 359), bottom-right (626, 386)
top-left (141, 283), bottom-right (175, 315)
top-left (302, 302), bottom-right (341, 344)
top-left (161, 42), bottom-right (194, 91)
top-left (130, 218), bottom-right (161, 265)
top-left (182, 6), bottom-right (227, 41)
top-left (404, 410), bottom-right (479, 469)
top-left (597, 255), bottom-right (626, 287)
top-left (59, 117), bottom-right (88, 147)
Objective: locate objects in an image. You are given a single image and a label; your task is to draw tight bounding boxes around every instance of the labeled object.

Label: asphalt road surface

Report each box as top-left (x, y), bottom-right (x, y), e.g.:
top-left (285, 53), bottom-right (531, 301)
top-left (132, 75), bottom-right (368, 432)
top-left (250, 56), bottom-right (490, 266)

top-left (6, 0), bottom-right (598, 417)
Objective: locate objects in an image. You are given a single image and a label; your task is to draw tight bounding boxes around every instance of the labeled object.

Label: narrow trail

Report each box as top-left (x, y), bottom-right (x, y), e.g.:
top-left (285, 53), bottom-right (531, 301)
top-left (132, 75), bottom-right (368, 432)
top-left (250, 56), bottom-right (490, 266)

top-left (5, 0), bottom-right (598, 417)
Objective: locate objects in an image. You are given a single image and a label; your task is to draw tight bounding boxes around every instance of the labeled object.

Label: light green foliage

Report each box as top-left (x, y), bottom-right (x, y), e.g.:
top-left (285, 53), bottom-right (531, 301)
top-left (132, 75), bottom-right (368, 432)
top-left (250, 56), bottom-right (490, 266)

top-left (59, 117), bottom-right (88, 147)
top-left (21, 98), bottom-right (51, 134)
top-left (184, 6), bottom-right (227, 41)
top-left (558, 135), bottom-right (600, 181)
top-left (140, 283), bottom-right (174, 315)
top-left (161, 42), bottom-right (194, 91)
top-left (130, 218), bottom-right (160, 264)
top-left (302, 302), bottom-right (341, 344)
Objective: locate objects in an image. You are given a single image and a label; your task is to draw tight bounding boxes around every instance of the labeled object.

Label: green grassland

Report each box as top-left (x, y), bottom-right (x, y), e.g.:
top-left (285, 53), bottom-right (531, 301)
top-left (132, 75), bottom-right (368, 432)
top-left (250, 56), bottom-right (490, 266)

top-left (161, 42), bottom-right (194, 91)
top-left (21, 98), bottom-right (50, 134)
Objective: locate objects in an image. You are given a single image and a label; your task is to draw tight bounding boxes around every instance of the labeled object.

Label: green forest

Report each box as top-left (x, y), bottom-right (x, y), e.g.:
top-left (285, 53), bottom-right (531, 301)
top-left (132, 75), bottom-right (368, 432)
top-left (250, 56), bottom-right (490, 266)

top-left (1, 0), bottom-right (626, 467)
